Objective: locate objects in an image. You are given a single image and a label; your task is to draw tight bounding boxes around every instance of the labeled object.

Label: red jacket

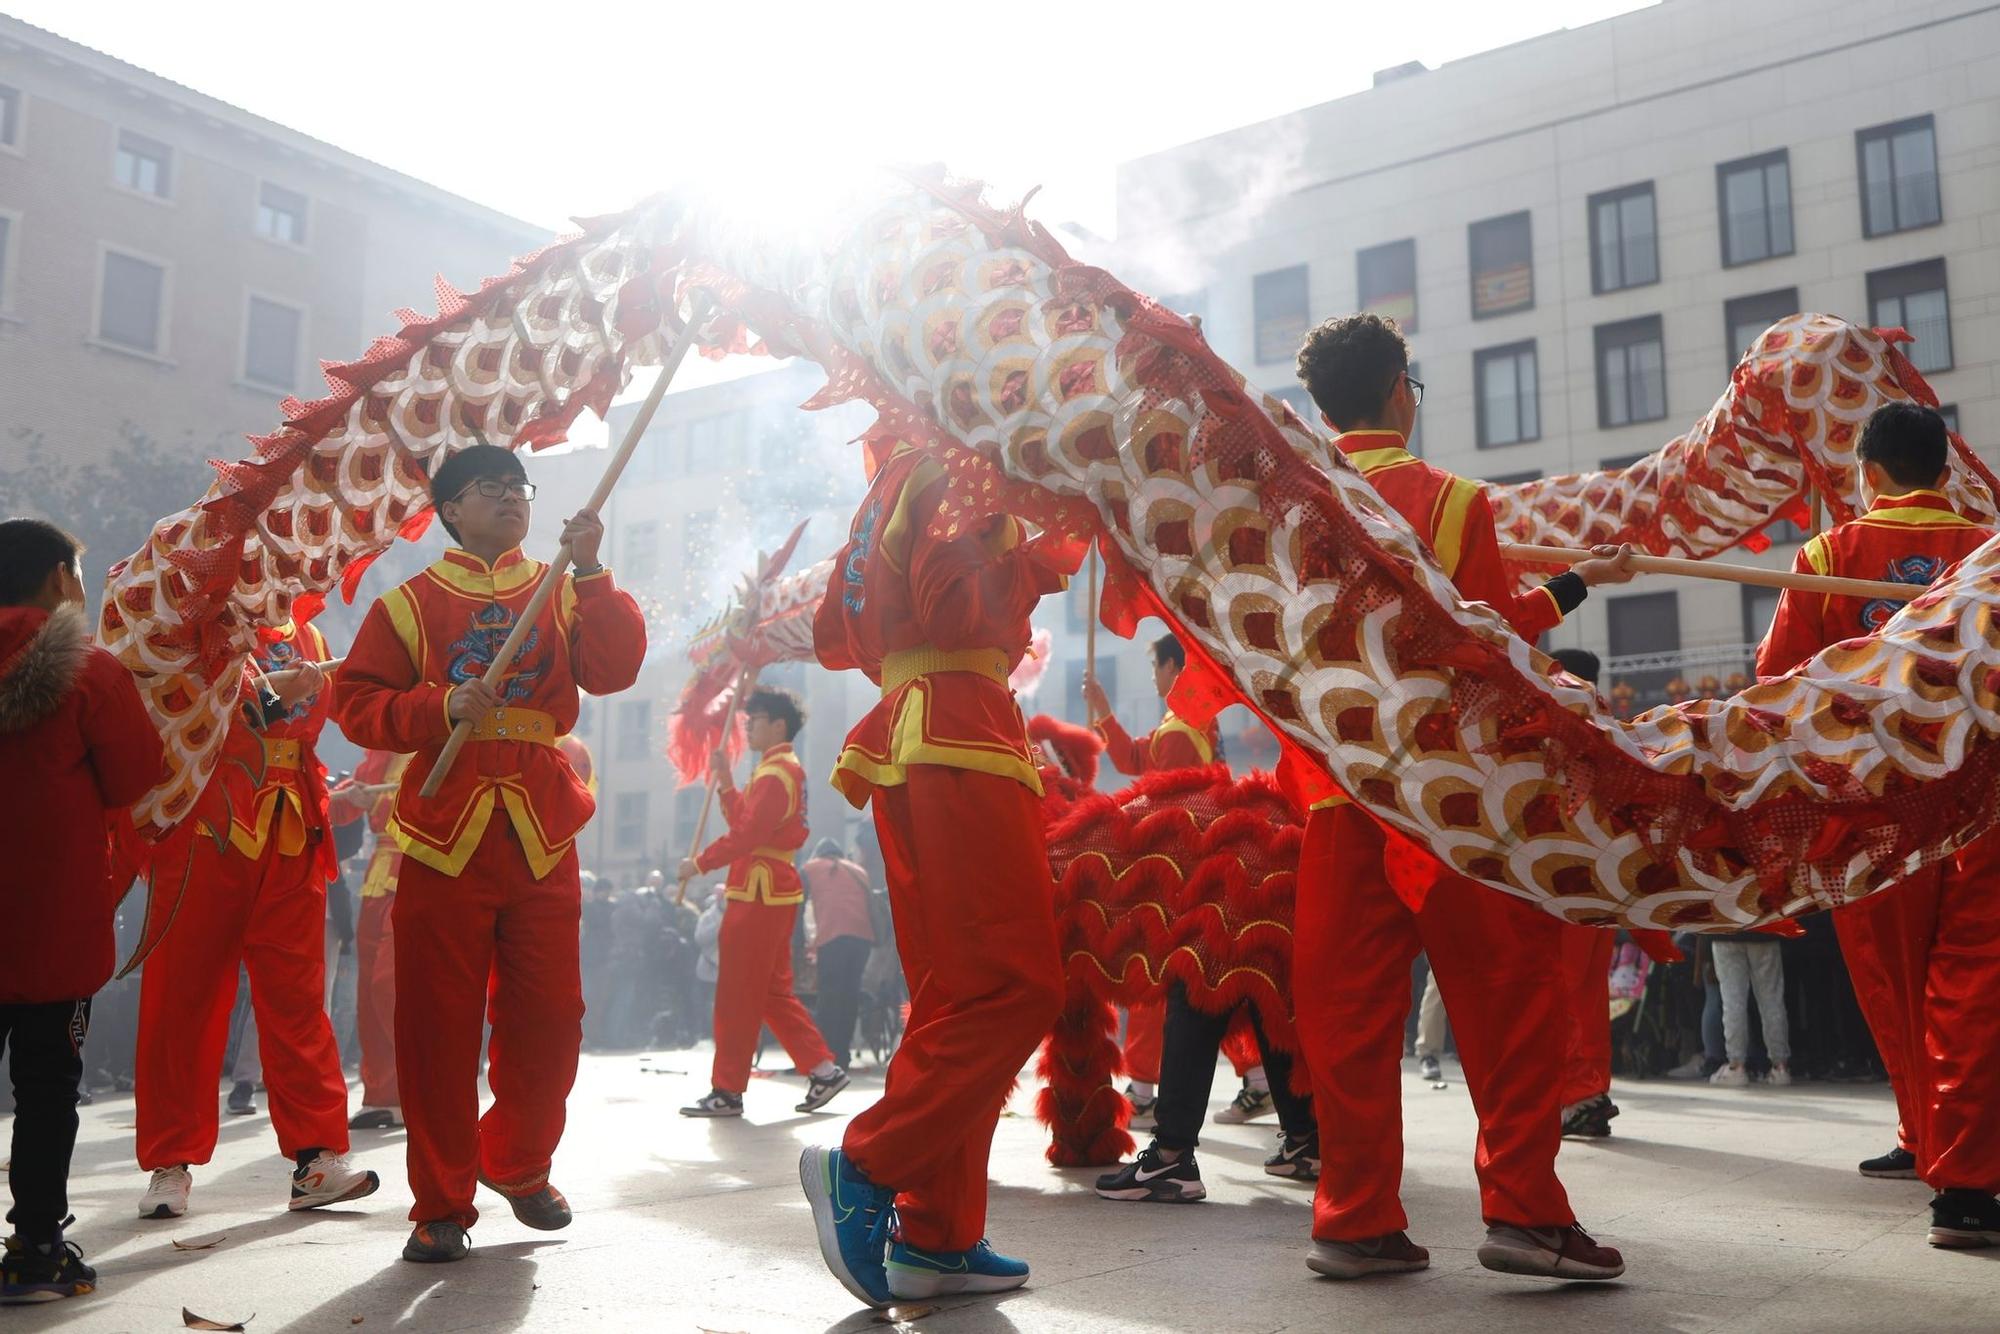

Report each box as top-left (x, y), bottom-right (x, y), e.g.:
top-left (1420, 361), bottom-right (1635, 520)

top-left (0, 604), bottom-right (163, 1002)
top-left (1093, 709), bottom-right (1219, 775)
top-left (695, 742), bottom-right (809, 905)
top-left (1756, 490), bottom-right (1993, 677)
top-left (815, 442), bottom-right (1080, 808)
top-left (200, 620), bottom-right (337, 878)
top-left (334, 547), bottom-right (647, 878)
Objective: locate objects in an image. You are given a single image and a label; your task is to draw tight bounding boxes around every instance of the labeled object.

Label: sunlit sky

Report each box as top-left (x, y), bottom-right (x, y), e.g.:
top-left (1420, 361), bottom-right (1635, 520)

top-left (12, 0), bottom-right (1656, 237)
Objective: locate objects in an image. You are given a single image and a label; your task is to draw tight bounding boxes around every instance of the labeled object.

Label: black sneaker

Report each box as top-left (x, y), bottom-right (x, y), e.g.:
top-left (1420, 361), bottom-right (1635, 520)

top-left (1859, 1145), bottom-right (1919, 1179)
top-left (1417, 1055), bottom-right (1442, 1082)
top-left (1, 1221), bottom-right (96, 1304)
top-left (1928, 1190), bottom-right (2000, 1249)
top-left (1214, 1086), bottom-right (1273, 1124)
top-left (226, 1080), bottom-right (257, 1116)
top-left (348, 1107), bottom-right (402, 1130)
top-left (797, 1068), bottom-right (849, 1113)
top-left (679, 1088), bottom-right (744, 1118)
top-left (1094, 1144), bottom-right (1206, 1202)
top-left (402, 1220), bottom-right (470, 1263)
top-left (1264, 1132), bottom-right (1320, 1181)
top-left (1562, 1095), bottom-right (1619, 1139)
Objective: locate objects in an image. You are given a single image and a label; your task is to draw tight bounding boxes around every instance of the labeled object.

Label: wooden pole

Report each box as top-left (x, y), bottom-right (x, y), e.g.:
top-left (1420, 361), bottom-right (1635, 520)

top-left (1085, 546), bottom-right (1099, 679)
top-left (1500, 542), bottom-right (1924, 603)
top-left (420, 300), bottom-right (712, 799)
top-left (675, 665), bottom-right (760, 905)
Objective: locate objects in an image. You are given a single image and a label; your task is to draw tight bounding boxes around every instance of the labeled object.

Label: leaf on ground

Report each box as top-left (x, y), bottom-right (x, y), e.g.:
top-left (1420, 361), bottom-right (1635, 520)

top-left (350, 1318), bottom-right (364, 1326)
top-left (182, 1309), bottom-right (254, 1330)
top-left (171, 1236), bottom-right (226, 1251)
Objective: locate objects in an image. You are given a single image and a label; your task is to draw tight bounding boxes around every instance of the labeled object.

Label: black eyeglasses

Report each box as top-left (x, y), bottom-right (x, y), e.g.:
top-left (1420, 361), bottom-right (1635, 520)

top-left (454, 478), bottom-right (536, 502)
top-left (1403, 373), bottom-right (1425, 407)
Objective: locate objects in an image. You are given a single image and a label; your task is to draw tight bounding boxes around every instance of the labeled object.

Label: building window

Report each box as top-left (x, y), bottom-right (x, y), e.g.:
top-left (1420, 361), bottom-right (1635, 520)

top-left (1474, 341), bottom-right (1539, 448)
top-left (114, 129), bottom-right (172, 198)
top-left (1589, 183), bottom-right (1658, 294)
top-left (1724, 288), bottom-right (1800, 366)
top-left (256, 182), bottom-right (307, 245)
top-left (1253, 265), bottom-right (1309, 364)
top-left (673, 787), bottom-right (704, 847)
top-left (1601, 452), bottom-right (1649, 472)
top-left (1939, 403), bottom-right (1959, 434)
top-left (613, 792), bottom-right (647, 852)
top-left (0, 84), bottom-right (21, 150)
top-left (1742, 584), bottom-right (1781, 646)
top-left (1607, 590), bottom-right (1682, 703)
top-left (617, 700), bottom-right (652, 762)
top-left (0, 214), bottom-right (12, 309)
top-left (1357, 239), bottom-right (1417, 332)
top-left (1869, 259), bottom-right (1952, 374)
top-left (622, 519), bottom-right (660, 583)
top-left (1269, 384), bottom-right (1315, 426)
top-left (97, 250), bottom-right (167, 353)
top-left (1858, 115), bottom-right (1940, 238)
top-left (1405, 360), bottom-right (1422, 457)
top-left (1483, 469), bottom-right (1543, 486)
top-left (1468, 211), bottom-right (1533, 318)
top-left (1717, 150), bottom-right (1793, 267)
top-left (242, 296), bottom-right (302, 390)
top-left (1595, 316), bottom-right (1667, 428)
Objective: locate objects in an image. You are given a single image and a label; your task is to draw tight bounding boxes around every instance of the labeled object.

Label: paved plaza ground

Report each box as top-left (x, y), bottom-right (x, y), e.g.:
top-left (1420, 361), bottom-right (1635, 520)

top-left (10, 1050), bottom-right (2000, 1332)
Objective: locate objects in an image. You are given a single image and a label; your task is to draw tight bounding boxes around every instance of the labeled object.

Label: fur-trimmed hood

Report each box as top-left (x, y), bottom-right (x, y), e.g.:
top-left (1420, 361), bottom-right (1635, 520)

top-left (0, 604), bottom-right (90, 734)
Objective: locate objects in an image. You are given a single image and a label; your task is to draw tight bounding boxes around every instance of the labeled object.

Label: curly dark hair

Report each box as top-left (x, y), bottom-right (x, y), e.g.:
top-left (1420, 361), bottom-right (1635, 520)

top-left (743, 685), bottom-right (805, 740)
top-left (1295, 313), bottom-right (1409, 430)
top-left (1858, 401), bottom-right (1950, 491)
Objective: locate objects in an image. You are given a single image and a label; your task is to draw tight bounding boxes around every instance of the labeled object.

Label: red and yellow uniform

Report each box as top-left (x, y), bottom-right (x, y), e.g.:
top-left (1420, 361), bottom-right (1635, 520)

top-left (136, 620), bottom-right (352, 1171)
top-left (1296, 430), bottom-right (1579, 1242)
top-left (346, 749), bottom-right (411, 1113)
top-left (694, 741), bottom-right (833, 1093)
top-left (1558, 928), bottom-right (1615, 1109)
top-left (334, 546), bottom-right (645, 1228)
top-left (815, 442), bottom-right (1078, 1252)
top-left (1757, 490), bottom-right (2000, 1193)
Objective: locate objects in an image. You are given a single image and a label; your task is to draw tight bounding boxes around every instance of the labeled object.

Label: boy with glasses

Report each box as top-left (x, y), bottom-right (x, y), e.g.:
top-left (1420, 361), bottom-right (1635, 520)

top-left (334, 444), bottom-right (646, 1263)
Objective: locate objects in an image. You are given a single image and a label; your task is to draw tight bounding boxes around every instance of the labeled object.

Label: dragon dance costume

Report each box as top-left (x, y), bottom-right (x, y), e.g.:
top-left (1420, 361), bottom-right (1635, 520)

top-left (342, 749), bottom-right (411, 1118)
top-left (694, 740), bottom-right (833, 1097)
top-left (334, 546), bottom-right (644, 1228)
top-left (1757, 490), bottom-right (2000, 1196)
top-left (1295, 430), bottom-right (1585, 1241)
top-left (135, 621), bottom-right (351, 1173)
top-left (816, 440), bottom-right (1080, 1251)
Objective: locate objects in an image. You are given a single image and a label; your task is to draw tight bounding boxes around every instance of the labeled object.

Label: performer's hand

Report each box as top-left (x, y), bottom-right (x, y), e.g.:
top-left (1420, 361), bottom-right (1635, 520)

top-left (677, 857), bottom-right (701, 883)
top-left (562, 509), bottom-right (605, 569)
top-left (329, 778), bottom-right (365, 812)
top-left (1574, 542), bottom-right (1638, 587)
top-left (708, 748), bottom-right (732, 788)
top-left (267, 660), bottom-right (325, 708)
top-left (447, 678), bottom-right (501, 723)
top-left (1081, 671), bottom-right (1110, 721)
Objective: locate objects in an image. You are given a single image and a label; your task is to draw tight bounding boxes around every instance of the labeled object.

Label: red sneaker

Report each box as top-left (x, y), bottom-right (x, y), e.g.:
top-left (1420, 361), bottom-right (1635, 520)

top-left (1306, 1231), bottom-right (1430, 1279)
top-left (1477, 1223), bottom-right (1624, 1280)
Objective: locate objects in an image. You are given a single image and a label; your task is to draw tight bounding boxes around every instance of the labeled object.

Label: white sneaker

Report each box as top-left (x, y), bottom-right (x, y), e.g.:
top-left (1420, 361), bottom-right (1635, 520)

top-left (1764, 1063), bottom-right (1793, 1087)
top-left (1709, 1063), bottom-right (1750, 1087)
top-left (1214, 1085), bottom-right (1274, 1124)
top-left (1665, 1054), bottom-right (1708, 1080)
top-left (139, 1165), bottom-right (192, 1219)
top-left (288, 1151), bottom-right (381, 1211)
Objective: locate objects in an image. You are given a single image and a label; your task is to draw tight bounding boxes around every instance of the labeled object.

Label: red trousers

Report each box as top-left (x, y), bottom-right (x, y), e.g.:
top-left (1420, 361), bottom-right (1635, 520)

top-left (136, 837), bottom-right (348, 1168)
top-left (354, 893), bottom-right (399, 1109)
top-left (1837, 835), bottom-right (2000, 1191)
top-left (711, 897), bottom-right (832, 1093)
top-left (1122, 1002), bottom-right (1163, 1084)
top-left (1296, 804), bottom-right (1572, 1240)
top-left (844, 767), bottom-right (1064, 1251)
top-left (394, 826), bottom-right (583, 1228)
top-left (1559, 925), bottom-right (1614, 1107)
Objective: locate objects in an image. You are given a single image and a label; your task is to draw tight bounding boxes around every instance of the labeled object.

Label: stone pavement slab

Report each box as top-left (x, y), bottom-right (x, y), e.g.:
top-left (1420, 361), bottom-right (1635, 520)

top-left (9, 1052), bottom-right (1998, 1332)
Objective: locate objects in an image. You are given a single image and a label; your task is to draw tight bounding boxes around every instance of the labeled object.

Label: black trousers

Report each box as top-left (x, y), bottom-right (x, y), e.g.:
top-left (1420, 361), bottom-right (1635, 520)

top-left (813, 936), bottom-right (872, 1070)
top-left (1154, 982), bottom-right (1312, 1151)
top-left (2, 998), bottom-right (90, 1242)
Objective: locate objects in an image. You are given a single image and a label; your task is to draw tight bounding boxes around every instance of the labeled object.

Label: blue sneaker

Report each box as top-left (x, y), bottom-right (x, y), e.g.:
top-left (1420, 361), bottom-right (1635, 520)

top-left (799, 1146), bottom-right (895, 1308)
top-left (886, 1237), bottom-right (1030, 1299)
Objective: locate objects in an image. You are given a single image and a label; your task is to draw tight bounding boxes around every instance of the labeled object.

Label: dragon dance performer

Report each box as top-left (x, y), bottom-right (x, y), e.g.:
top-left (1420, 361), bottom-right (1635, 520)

top-left (1290, 314), bottom-right (1634, 1282)
top-left (1755, 402), bottom-right (2000, 1249)
top-left (802, 438), bottom-right (1083, 1308)
top-left (330, 749), bottom-right (411, 1132)
top-left (678, 686), bottom-right (848, 1119)
top-left (1086, 634), bottom-right (1318, 1202)
top-left (334, 444), bottom-right (646, 1263)
top-left (134, 619), bottom-right (378, 1222)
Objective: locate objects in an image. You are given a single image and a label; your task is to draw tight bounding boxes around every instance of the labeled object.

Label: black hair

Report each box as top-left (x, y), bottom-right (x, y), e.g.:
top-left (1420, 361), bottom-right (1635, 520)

top-left (812, 838), bottom-right (845, 860)
top-left (427, 443), bottom-right (528, 544)
top-left (0, 517), bottom-right (83, 606)
top-left (744, 685), bottom-right (804, 740)
top-left (1295, 313), bottom-right (1410, 431)
top-left (1551, 647), bottom-right (1601, 686)
top-left (1857, 402), bottom-right (1950, 491)
top-left (1152, 633), bottom-right (1185, 671)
